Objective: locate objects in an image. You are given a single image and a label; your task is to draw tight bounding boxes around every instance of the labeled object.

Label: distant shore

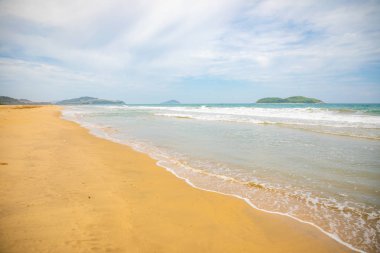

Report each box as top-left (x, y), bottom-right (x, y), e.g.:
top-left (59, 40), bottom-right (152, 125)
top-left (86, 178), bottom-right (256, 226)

top-left (0, 105), bottom-right (352, 253)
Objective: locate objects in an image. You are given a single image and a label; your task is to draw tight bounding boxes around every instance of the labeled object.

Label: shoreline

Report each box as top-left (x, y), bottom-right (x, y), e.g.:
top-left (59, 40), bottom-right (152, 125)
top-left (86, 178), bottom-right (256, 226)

top-left (62, 106), bottom-right (369, 253)
top-left (0, 105), bottom-right (353, 252)
top-left (72, 122), bottom-right (364, 253)
top-left (67, 110), bottom-right (363, 253)
top-left (154, 161), bottom-right (363, 253)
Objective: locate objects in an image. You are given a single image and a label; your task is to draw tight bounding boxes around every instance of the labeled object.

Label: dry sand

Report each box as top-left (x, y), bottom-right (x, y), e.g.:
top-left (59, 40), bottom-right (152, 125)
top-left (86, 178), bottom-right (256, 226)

top-left (0, 106), bottom-right (352, 253)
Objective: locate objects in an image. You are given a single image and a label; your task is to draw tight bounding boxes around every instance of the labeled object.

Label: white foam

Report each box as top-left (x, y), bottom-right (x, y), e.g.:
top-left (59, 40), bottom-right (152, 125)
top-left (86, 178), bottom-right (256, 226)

top-left (152, 156), bottom-right (365, 253)
top-left (132, 106), bottom-right (380, 129)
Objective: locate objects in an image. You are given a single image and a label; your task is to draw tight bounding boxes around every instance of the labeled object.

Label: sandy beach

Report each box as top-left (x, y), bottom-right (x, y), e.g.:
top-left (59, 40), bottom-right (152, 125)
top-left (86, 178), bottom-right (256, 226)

top-left (0, 105), bottom-right (352, 253)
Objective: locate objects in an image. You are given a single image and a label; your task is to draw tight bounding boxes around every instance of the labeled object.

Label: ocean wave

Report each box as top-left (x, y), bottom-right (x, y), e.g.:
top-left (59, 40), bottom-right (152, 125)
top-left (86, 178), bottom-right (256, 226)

top-left (126, 106), bottom-right (380, 128)
top-left (66, 105), bottom-right (380, 129)
top-left (153, 112), bottom-right (380, 140)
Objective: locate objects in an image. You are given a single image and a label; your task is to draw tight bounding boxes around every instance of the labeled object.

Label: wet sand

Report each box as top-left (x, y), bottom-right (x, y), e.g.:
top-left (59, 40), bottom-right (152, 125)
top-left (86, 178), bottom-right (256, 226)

top-left (0, 105), bottom-right (352, 253)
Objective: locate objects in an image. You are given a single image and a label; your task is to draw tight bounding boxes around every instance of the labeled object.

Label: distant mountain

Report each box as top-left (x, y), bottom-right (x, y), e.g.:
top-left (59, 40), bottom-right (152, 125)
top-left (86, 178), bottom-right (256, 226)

top-left (18, 99), bottom-right (33, 103)
top-left (161, 100), bottom-right (180, 105)
top-left (0, 96), bottom-right (22, 105)
top-left (256, 96), bottom-right (323, 103)
top-left (56, 96), bottom-right (125, 105)
top-left (0, 96), bottom-right (50, 105)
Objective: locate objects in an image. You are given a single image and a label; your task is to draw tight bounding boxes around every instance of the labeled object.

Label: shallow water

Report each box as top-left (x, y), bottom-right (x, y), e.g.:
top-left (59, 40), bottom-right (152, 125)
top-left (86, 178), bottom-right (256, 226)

top-left (63, 103), bottom-right (380, 252)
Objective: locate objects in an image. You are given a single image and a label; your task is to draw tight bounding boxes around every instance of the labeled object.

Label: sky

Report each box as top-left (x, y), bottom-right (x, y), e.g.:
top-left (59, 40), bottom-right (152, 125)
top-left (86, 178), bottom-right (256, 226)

top-left (0, 0), bottom-right (379, 103)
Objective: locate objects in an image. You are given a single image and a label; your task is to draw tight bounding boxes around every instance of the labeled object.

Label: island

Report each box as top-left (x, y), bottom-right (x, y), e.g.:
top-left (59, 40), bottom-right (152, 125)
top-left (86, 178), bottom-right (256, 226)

top-left (56, 96), bottom-right (125, 105)
top-left (256, 96), bottom-right (323, 103)
top-left (161, 99), bottom-right (180, 105)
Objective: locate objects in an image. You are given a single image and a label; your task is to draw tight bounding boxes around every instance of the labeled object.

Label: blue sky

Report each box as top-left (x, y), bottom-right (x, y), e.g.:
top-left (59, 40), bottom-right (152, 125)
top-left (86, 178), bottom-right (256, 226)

top-left (0, 0), bottom-right (379, 103)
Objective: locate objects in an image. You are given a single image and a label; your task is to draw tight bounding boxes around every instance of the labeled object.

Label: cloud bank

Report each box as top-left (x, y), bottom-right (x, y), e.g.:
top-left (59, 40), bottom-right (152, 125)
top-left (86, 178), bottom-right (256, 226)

top-left (0, 0), bottom-right (379, 102)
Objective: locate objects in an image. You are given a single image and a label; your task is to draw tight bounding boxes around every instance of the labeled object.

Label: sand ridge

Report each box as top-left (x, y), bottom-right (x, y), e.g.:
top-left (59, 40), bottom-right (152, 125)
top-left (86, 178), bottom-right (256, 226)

top-left (0, 106), bottom-right (352, 253)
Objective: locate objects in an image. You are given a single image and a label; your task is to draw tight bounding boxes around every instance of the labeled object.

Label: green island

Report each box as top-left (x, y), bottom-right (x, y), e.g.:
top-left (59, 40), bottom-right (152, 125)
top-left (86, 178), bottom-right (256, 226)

top-left (56, 96), bottom-right (125, 105)
top-left (161, 100), bottom-right (180, 105)
top-left (256, 96), bottom-right (323, 103)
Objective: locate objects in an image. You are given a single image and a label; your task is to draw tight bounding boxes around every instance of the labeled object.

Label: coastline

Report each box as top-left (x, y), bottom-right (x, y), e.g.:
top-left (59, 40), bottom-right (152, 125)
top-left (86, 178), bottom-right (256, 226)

top-left (0, 105), bottom-right (353, 252)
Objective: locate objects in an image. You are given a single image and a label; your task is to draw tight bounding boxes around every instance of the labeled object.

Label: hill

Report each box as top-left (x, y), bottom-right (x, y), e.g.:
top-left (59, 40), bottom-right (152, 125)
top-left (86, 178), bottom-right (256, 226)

top-left (256, 96), bottom-right (323, 103)
top-left (56, 97), bottom-right (125, 105)
top-left (0, 96), bottom-right (50, 105)
top-left (0, 96), bottom-right (22, 105)
top-left (161, 100), bottom-right (180, 105)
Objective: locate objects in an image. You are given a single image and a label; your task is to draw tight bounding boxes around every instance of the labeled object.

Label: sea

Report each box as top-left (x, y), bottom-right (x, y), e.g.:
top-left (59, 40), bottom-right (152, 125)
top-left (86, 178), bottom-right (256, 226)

top-left (62, 103), bottom-right (380, 252)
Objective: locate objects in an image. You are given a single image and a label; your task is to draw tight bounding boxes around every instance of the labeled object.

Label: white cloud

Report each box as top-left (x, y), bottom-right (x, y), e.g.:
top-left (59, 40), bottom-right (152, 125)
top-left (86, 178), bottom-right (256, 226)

top-left (0, 0), bottom-right (379, 101)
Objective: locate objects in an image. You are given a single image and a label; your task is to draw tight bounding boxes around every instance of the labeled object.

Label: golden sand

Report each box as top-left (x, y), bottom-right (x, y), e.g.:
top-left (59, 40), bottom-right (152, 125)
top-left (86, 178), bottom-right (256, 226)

top-left (0, 106), bottom-right (352, 253)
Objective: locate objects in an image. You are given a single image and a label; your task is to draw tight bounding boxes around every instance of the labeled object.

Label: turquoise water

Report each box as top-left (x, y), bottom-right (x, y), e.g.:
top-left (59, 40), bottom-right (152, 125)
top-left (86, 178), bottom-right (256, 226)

top-left (63, 103), bottom-right (380, 252)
